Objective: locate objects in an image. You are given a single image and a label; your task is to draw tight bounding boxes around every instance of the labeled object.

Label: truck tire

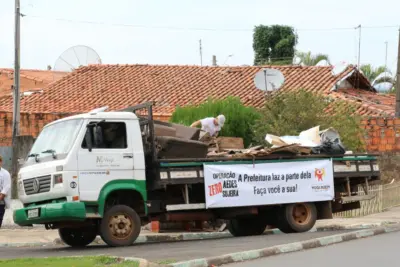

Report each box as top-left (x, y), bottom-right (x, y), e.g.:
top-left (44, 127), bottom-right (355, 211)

top-left (277, 202), bottom-right (317, 233)
top-left (228, 216), bottom-right (267, 237)
top-left (100, 205), bottom-right (141, 247)
top-left (58, 227), bottom-right (97, 247)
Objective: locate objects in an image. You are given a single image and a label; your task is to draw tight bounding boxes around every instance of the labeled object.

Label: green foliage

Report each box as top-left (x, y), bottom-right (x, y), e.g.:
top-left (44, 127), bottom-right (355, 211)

top-left (253, 25), bottom-right (297, 65)
top-left (295, 51), bottom-right (330, 66)
top-left (360, 64), bottom-right (389, 82)
top-left (170, 96), bottom-right (260, 147)
top-left (252, 90), bottom-right (365, 151)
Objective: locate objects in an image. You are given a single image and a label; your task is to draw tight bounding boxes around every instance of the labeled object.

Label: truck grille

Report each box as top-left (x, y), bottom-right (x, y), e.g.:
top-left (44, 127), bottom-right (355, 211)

top-left (23, 175), bottom-right (51, 195)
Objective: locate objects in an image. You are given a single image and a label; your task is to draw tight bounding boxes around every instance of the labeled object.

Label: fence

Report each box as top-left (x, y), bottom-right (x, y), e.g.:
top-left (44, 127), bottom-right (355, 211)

top-left (334, 181), bottom-right (400, 218)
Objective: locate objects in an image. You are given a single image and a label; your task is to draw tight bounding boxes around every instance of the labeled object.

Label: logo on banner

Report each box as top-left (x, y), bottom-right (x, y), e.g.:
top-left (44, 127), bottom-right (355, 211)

top-left (311, 184), bottom-right (331, 192)
top-left (315, 168), bottom-right (325, 181)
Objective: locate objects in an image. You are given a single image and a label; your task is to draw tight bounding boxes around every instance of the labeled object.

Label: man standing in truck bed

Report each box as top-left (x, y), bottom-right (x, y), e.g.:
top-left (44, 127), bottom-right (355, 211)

top-left (190, 115), bottom-right (226, 137)
top-left (0, 156), bottom-right (11, 228)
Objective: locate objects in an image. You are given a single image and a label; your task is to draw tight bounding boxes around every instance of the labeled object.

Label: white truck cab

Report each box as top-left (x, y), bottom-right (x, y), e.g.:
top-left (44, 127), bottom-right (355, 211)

top-left (15, 108), bottom-right (149, 246)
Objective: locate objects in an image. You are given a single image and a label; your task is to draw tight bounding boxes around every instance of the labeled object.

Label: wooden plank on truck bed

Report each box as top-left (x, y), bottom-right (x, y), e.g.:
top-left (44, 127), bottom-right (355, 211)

top-left (217, 137), bottom-right (244, 150)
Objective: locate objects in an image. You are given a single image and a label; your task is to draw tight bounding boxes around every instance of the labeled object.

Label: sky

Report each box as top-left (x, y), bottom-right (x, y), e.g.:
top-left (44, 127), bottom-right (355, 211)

top-left (0, 0), bottom-right (399, 73)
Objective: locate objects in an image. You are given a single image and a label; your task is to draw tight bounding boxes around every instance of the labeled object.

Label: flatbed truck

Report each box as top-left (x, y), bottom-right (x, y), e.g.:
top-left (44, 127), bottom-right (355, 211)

top-left (13, 102), bottom-right (380, 247)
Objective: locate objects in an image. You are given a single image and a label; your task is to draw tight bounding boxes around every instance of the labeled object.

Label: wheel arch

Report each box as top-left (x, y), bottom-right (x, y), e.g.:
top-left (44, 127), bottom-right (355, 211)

top-left (97, 179), bottom-right (147, 216)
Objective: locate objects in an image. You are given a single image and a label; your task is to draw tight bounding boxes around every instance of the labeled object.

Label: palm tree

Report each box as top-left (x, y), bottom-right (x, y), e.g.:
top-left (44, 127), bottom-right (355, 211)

top-left (295, 51), bottom-right (330, 66)
top-left (359, 64), bottom-right (389, 82)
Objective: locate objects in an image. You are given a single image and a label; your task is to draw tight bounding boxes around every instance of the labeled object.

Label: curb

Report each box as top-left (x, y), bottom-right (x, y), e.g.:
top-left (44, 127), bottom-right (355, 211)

top-left (1, 221), bottom-right (397, 248)
top-left (168, 225), bottom-right (400, 267)
top-left (123, 257), bottom-right (164, 267)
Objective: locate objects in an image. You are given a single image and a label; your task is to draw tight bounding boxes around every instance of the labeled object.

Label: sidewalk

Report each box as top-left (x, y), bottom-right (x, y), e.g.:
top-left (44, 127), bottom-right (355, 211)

top-left (1, 207), bottom-right (400, 247)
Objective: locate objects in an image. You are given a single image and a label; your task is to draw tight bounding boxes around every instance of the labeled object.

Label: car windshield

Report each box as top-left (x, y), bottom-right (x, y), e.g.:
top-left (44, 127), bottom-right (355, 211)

top-left (27, 119), bottom-right (83, 162)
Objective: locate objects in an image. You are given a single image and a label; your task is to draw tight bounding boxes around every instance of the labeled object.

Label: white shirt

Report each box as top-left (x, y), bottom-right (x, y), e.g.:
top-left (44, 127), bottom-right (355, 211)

top-left (0, 168), bottom-right (11, 209)
top-left (200, 117), bottom-right (221, 136)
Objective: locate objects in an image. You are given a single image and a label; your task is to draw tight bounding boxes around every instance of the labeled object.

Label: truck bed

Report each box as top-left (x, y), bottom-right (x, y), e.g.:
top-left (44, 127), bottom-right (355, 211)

top-left (155, 154), bottom-right (379, 186)
top-left (149, 153), bottom-right (380, 213)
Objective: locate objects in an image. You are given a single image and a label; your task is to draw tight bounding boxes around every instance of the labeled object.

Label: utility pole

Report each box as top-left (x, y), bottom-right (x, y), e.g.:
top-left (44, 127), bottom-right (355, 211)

top-left (12, 0), bottom-right (21, 138)
top-left (385, 41), bottom-right (388, 73)
top-left (357, 25), bottom-right (362, 68)
top-left (11, 0), bottom-right (21, 199)
top-left (199, 39), bottom-right (203, 66)
top-left (395, 28), bottom-right (400, 117)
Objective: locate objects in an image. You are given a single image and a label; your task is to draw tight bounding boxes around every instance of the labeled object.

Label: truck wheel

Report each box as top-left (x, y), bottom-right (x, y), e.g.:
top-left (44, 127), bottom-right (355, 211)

top-left (58, 227), bottom-right (97, 247)
top-left (100, 205), bottom-right (141, 247)
top-left (277, 203), bottom-right (317, 233)
top-left (228, 216), bottom-right (267, 237)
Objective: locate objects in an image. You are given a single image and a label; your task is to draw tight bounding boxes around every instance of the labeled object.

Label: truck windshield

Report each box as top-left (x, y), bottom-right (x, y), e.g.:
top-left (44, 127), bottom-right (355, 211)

top-left (26, 119), bottom-right (83, 163)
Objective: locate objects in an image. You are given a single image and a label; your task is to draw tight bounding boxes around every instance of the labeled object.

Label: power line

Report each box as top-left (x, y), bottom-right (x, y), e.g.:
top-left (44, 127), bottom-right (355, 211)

top-left (23, 14), bottom-right (400, 33)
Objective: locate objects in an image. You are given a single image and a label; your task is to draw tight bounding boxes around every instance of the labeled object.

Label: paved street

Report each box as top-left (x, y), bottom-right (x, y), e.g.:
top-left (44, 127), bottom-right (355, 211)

top-left (0, 230), bottom-right (348, 262)
top-left (228, 230), bottom-right (400, 267)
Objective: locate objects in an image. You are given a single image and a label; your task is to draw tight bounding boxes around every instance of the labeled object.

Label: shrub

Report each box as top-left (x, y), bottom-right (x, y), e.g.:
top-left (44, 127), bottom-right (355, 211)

top-left (252, 90), bottom-right (365, 151)
top-left (170, 96), bottom-right (260, 147)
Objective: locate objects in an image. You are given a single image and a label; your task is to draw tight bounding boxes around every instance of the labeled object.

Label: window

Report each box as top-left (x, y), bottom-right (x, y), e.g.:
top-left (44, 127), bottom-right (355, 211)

top-left (82, 122), bottom-right (128, 149)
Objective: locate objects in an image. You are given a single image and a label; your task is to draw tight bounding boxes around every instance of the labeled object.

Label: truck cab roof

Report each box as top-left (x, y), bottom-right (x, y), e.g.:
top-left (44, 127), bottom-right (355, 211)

top-left (45, 111), bottom-right (139, 128)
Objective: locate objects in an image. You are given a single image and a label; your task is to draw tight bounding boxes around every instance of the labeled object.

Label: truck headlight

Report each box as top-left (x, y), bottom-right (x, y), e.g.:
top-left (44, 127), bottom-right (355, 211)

top-left (54, 174), bottom-right (63, 185)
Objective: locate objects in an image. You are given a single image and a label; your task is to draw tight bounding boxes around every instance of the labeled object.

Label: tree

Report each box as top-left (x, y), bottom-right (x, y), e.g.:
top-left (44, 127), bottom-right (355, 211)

top-left (360, 64), bottom-right (389, 82)
top-left (295, 51), bottom-right (330, 66)
top-left (252, 90), bottom-right (365, 151)
top-left (170, 97), bottom-right (260, 147)
top-left (253, 25), bottom-right (297, 66)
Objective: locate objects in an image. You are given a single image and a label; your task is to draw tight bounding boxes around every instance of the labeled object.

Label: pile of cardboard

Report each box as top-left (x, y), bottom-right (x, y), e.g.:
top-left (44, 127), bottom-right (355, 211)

top-left (207, 144), bottom-right (311, 159)
top-left (205, 133), bottom-right (312, 159)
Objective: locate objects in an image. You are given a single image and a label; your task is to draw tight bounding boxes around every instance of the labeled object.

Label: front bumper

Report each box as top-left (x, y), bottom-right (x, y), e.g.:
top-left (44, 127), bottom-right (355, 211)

top-left (13, 202), bottom-right (87, 226)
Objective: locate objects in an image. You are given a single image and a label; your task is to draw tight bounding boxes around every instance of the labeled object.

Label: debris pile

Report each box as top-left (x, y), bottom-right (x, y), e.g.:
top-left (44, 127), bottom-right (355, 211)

top-left (205, 126), bottom-right (346, 159)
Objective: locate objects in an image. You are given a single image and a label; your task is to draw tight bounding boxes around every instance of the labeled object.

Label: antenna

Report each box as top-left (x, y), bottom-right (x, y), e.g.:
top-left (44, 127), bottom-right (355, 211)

top-left (316, 59), bottom-right (330, 67)
top-left (331, 61), bottom-right (348, 76)
top-left (53, 45), bottom-right (102, 78)
top-left (199, 39), bottom-right (203, 66)
top-left (292, 56), bottom-right (302, 65)
top-left (254, 68), bottom-right (285, 93)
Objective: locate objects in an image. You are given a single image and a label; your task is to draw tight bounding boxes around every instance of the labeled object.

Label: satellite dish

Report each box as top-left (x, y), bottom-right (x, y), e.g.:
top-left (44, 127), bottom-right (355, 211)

top-left (374, 82), bottom-right (393, 92)
top-left (292, 56), bottom-right (302, 65)
top-left (53, 45), bottom-right (102, 74)
top-left (316, 59), bottom-right (330, 67)
top-left (372, 72), bottom-right (393, 85)
top-left (254, 68), bottom-right (285, 92)
top-left (331, 61), bottom-right (348, 76)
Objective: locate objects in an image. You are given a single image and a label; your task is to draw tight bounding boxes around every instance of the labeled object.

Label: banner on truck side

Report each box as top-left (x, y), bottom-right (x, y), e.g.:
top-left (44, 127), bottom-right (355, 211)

top-left (204, 159), bottom-right (334, 208)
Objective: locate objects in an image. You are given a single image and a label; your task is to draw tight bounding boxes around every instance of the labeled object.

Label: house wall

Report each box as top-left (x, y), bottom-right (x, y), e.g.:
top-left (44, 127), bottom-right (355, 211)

top-left (362, 117), bottom-right (400, 152)
top-left (0, 112), bottom-right (71, 146)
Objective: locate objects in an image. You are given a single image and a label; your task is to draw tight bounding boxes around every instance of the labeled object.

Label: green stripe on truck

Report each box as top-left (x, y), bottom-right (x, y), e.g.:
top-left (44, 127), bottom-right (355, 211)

top-left (13, 202), bottom-right (87, 226)
top-left (97, 179), bottom-right (147, 216)
top-left (160, 156), bottom-right (377, 168)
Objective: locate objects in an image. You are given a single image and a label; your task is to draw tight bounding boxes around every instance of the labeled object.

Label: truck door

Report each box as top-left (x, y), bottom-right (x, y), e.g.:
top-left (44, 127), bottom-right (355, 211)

top-left (77, 120), bottom-right (134, 201)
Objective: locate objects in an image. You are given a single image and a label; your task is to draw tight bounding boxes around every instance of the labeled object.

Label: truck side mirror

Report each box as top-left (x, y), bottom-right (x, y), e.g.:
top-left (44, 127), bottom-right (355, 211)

top-left (85, 126), bottom-right (94, 152)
